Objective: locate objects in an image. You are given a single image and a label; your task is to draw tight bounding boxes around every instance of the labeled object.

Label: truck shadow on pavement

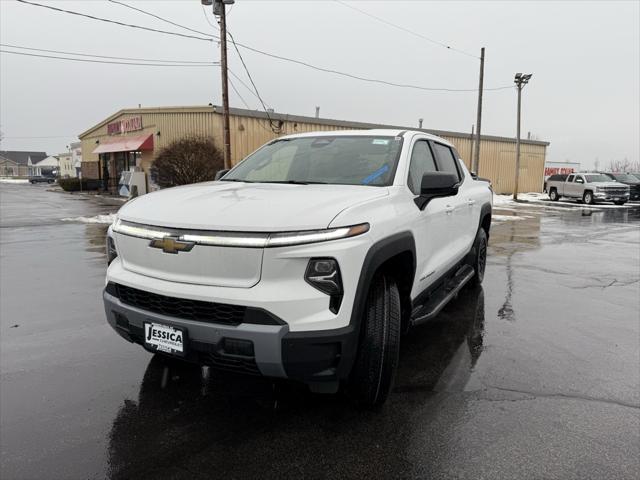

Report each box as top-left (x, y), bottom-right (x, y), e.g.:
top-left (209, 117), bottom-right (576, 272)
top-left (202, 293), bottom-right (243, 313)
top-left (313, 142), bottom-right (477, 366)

top-left (106, 287), bottom-right (485, 479)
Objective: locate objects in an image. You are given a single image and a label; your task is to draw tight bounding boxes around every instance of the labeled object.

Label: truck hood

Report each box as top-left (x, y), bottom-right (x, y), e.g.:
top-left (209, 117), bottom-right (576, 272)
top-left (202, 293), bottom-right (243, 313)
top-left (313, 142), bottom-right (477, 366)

top-left (590, 181), bottom-right (630, 188)
top-left (117, 181), bottom-right (389, 231)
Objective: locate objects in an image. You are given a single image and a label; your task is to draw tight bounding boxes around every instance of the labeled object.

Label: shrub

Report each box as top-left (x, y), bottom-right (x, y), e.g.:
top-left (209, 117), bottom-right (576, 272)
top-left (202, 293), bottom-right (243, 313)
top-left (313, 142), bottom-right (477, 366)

top-left (58, 178), bottom-right (102, 191)
top-left (150, 136), bottom-right (224, 189)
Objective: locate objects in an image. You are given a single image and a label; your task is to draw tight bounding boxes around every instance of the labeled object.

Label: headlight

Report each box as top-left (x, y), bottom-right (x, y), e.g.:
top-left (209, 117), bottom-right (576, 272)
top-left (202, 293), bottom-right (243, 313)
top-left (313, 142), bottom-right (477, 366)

top-left (266, 223), bottom-right (369, 248)
top-left (106, 228), bottom-right (118, 265)
top-left (305, 258), bottom-right (343, 313)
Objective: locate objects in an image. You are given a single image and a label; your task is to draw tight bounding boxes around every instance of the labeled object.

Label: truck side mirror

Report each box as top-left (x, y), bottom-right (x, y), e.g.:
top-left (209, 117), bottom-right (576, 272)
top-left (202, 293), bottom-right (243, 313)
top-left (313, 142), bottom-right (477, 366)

top-left (214, 169), bottom-right (230, 181)
top-left (415, 172), bottom-right (460, 210)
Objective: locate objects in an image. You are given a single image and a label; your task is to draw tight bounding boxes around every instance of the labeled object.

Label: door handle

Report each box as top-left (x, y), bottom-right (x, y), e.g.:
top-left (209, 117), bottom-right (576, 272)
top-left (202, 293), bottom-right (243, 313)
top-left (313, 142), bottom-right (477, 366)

top-left (467, 199), bottom-right (476, 206)
top-left (445, 205), bottom-right (455, 214)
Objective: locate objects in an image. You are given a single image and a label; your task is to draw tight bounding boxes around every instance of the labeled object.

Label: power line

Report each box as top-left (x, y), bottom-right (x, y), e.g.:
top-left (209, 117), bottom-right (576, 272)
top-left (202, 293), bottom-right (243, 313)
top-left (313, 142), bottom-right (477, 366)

top-left (334, 0), bottom-right (479, 60)
top-left (228, 76), bottom-right (252, 110)
top-left (228, 68), bottom-right (269, 107)
top-left (0, 49), bottom-right (220, 67)
top-left (201, 4), bottom-right (217, 29)
top-left (15, 0), bottom-right (213, 42)
top-left (1, 43), bottom-right (216, 64)
top-left (15, 0), bottom-right (512, 93)
top-left (227, 30), bottom-right (281, 133)
top-left (107, 0), bottom-right (214, 38)
top-left (2, 135), bottom-right (75, 139)
top-left (231, 39), bottom-right (511, 92)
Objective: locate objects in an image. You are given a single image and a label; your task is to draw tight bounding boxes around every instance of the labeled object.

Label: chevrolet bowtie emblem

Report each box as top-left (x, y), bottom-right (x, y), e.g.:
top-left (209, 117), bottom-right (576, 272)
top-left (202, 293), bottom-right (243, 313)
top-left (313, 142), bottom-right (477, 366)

top-left (149, 236), bottom-right (195, 254)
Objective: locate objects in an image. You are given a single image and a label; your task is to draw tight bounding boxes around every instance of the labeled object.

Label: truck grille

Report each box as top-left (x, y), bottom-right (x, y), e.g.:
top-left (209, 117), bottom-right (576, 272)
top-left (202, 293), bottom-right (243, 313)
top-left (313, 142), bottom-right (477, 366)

top-left (114, 283), bottom-right (246, 325)
top-left (600, 187), bottom-right (629, 196)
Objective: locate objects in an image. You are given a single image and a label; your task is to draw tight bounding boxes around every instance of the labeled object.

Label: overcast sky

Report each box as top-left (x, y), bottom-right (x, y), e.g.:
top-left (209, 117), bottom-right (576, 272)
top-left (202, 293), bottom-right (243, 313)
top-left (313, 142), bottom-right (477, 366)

top-left (1, 0), bottom-right (638, 169)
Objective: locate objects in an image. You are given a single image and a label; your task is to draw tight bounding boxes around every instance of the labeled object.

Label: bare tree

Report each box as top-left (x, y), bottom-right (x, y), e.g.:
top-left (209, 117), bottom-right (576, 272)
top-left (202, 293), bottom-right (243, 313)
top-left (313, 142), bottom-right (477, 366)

top-left (607, 158), bottom-right (639, 172)
top-left (150, 136), bottom-right (224, 188)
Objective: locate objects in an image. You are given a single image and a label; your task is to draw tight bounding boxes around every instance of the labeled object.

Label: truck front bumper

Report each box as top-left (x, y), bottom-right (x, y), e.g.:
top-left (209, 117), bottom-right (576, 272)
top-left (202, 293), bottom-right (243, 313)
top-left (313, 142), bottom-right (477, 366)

top-left (594, 192), bottom-right (630, 202)
top-left (104, 287), bottom-right (358, 384)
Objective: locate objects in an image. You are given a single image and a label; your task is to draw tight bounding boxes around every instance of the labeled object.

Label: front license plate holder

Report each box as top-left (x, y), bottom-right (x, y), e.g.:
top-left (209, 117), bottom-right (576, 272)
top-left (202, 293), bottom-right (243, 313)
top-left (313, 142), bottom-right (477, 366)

top-left (144, 322), bottom-right (187, 357)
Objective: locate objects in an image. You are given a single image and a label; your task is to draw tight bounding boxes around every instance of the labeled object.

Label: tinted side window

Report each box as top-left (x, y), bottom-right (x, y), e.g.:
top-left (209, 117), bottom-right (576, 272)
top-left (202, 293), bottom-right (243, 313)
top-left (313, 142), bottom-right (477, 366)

top-left (567, 174), bottom-right (575, 182)
top-left (407, 140), bottom-right (437, 194)
top-left (432, 143), bottom-right (461, 181)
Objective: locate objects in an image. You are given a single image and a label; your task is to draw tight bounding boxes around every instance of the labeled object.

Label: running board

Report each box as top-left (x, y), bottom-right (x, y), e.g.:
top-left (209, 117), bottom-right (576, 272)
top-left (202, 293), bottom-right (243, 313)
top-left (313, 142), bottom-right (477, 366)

top-left (410, 264), bottom-right (475, 326)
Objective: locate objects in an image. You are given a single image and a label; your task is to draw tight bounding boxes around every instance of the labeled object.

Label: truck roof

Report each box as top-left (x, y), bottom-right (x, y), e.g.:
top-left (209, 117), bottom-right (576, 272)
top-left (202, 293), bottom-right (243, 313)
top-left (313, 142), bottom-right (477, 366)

top-left (279, 129), bottom-right (455, 148)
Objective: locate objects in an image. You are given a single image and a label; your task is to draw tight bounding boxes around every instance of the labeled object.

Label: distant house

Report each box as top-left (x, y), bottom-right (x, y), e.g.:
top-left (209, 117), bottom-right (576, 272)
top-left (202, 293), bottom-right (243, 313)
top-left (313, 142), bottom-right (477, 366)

top-left (58, 152), bottom-right (75, 178)
top-left (0, 155), bottom-right (22, 177)
top-left (70, 141), bottom-right (82, 177)
top-left (31, 156), bottom-right (60, 177)
top-left (0, 150), bottom-right (48, 177)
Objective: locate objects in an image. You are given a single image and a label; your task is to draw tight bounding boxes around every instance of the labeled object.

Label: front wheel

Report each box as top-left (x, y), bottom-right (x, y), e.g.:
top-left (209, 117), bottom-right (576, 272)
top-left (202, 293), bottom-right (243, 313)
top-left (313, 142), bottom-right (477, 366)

top-left (583, 191), bottom-right (595, 205)
top-left (348, 273), bottom-right (401, 407)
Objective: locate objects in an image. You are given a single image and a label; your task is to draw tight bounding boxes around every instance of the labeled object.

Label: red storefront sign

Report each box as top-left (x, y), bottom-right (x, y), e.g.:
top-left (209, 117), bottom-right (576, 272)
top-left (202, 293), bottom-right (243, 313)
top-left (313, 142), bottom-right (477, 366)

top-left (107, 116), bottom-right (143, 135)
top-left (544, 166), bottom-right (575, 176)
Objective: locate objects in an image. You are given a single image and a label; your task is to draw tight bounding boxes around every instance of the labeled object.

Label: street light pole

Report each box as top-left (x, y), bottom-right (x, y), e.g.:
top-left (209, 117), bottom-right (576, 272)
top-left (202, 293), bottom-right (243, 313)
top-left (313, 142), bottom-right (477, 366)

top-left (513, 73), bottom-right (532, 201)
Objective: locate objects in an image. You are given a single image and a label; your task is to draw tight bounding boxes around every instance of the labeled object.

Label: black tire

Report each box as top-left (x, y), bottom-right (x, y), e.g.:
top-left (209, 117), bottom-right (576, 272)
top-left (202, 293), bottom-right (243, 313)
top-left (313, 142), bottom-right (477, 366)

top-left (614, 201), bottom-right (626, 206)
top-left (348, 273), bottom-right (401, 407)
top-left (549, 188), bottom-right (559, 201)
top-left (468, 228), bottom-right (488, 286)
top-left (583, 190), bottom-right (595, 205)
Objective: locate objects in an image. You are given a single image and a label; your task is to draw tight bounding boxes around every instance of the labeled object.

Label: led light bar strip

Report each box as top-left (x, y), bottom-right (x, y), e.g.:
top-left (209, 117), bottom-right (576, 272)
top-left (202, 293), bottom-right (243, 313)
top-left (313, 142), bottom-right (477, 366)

top-left (113, 219), bottom-right (369, 248)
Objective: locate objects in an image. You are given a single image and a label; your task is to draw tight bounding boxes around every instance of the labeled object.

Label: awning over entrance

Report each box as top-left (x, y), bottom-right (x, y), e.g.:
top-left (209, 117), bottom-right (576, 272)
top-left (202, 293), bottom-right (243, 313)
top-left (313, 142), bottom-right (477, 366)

top-left (92, 134), bottom-right (154, 154)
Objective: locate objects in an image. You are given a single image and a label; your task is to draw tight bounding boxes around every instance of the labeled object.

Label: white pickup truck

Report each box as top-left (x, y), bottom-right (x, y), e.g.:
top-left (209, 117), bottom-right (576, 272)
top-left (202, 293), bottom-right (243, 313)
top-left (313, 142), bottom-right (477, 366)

top-left (103, 129), bottom-right (493, 406)
top-left (546, 172), bottom-right (630, 205)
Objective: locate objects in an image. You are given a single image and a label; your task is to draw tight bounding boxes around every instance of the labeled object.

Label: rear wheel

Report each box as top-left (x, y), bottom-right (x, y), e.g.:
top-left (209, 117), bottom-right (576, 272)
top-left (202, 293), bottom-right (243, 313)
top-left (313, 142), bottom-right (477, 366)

top-left (549, 188), bottom-right (559, 201)
top-left (348, 273), bottom-right (401, 407)
top-left (467, 228), bottom-right (488, 286)
top-left (583, 191), bottom-right (594, 205)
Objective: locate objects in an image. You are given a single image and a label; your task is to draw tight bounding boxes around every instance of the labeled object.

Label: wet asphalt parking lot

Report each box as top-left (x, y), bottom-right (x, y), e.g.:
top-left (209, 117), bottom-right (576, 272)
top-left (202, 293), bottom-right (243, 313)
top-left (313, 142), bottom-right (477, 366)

top-left (1, 183), bottom-right (639, 480)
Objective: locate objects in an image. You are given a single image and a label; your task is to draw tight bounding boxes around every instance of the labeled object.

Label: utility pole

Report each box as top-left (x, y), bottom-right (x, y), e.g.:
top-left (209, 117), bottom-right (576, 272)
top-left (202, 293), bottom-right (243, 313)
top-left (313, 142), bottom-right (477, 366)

top-left (513, 73), bottom-right (532, 200)
top-left (207, 0), bottom-right (233, 169)
top-left (472, 47), bottom-right (485, 174)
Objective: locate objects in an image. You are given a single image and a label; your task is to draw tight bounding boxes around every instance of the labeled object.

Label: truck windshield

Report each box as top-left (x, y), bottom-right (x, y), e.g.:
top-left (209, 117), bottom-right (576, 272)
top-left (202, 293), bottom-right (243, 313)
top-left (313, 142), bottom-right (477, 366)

top-left (222, 136), bottom-right (403, 186)
top-left (584, 174), bottom-right (612, 183)
top-left (610, 174), bottom-right (638, 183)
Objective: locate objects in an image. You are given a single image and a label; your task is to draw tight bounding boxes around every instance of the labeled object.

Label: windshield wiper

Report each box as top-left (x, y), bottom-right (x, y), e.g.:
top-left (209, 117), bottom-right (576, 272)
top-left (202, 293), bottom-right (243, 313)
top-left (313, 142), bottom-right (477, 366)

top-left (219, 179), bottom-right (255, 183)
top-left (261, 180), bottom-right (329, 185)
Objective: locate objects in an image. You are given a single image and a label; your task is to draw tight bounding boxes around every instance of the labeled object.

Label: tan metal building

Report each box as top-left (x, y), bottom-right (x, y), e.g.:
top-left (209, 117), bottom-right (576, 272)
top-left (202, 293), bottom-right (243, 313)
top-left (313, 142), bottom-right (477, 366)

top-left (78, 105), bottom-right (549, 194)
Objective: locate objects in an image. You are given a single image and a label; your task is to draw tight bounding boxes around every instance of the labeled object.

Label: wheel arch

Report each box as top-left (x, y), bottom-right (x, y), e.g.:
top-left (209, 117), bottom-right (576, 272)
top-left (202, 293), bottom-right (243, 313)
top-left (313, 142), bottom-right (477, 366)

top-left (479, 202), bottom-right (492, 240)
top-left (350, 232), bottom-right (416, 345)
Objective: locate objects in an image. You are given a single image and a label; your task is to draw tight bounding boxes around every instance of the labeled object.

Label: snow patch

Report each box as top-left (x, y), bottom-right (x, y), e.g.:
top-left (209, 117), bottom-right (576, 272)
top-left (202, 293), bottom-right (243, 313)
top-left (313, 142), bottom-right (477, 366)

top-left (0, 178), bottom-right (29, 184)
top-left (61, 214), bottom-right (116, 224)
top-left (491, 214), bottom-right (531, 222)
top-left (493, 192), bottom-right (548, 205)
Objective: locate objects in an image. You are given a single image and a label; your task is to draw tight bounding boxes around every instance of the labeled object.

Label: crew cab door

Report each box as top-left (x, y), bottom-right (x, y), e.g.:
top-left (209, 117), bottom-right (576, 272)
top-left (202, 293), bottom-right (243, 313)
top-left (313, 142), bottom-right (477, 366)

top-left (565, 174), bottom-right (576, 197)
top-left (430, 142), bottom-right (473, 269)
top-left (572, 175), bottom-right (585, 197)
top-left (406, 139), bottom-right (452, 291)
